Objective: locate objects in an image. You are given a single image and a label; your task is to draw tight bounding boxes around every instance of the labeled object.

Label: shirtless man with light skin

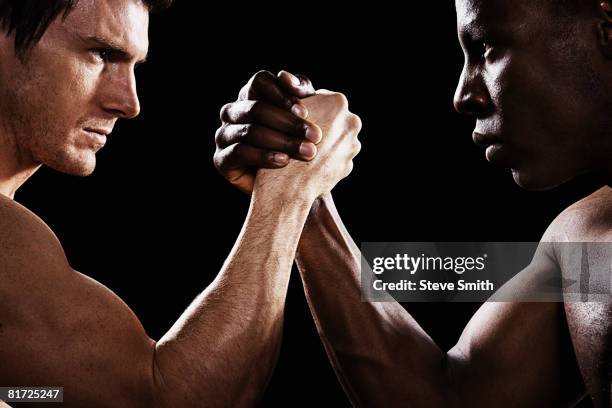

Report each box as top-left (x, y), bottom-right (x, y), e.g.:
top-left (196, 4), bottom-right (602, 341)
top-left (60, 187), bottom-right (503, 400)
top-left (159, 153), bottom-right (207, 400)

top-left (0, 0), bottom-right (362, 406)
top-left (214, 0), bottom-right (612, 406)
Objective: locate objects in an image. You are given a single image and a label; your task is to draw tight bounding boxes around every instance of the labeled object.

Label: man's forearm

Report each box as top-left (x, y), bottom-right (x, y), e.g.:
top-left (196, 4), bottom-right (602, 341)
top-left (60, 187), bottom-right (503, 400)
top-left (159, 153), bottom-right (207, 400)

top-left (151, 186), bottom-right (312, 407)
top-left (296, 194), bottom-right (453, 407)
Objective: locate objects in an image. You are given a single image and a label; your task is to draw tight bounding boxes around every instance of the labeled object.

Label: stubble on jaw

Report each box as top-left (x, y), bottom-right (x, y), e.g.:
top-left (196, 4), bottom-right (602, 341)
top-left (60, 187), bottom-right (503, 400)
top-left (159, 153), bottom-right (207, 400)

top-left (1, 51), bottom-right (97, 177)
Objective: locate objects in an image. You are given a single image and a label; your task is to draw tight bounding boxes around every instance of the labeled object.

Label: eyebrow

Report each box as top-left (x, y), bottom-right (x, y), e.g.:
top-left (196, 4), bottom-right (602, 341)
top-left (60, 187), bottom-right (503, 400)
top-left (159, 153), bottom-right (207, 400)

top-left (83, 34), bottom-right (148, 65)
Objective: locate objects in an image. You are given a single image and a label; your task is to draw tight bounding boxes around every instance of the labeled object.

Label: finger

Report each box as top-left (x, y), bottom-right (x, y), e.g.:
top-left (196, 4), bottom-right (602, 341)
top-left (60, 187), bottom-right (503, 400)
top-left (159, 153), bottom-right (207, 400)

top-left (239, 70), bottom-right (296, 111)
top-left (220, 100), bottom-right (322, 143)
top-left (213, 145), bottom-right (257, 194)
top-left (214, 143), bottom-right (291, 178)
top-left (277, 70), bottom-right (316, 98)
top-left (352, 139), bottom-right (362, 158)
top-left (215, 124), bottom-right (317, 160)
top-left (214, 144), bottom-right (294, 195)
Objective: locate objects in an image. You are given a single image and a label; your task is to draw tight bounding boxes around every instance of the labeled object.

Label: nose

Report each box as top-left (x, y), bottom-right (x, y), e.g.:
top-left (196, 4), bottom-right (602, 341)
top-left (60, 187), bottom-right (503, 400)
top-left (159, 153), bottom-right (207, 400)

top-left (453, 63), bottom-right (491, 117)
top-left (99, 66), bottom-right (141, 120)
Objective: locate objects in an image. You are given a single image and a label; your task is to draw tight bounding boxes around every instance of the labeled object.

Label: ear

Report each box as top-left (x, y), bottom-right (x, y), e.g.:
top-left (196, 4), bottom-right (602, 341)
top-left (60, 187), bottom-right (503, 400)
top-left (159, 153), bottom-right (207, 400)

top-left (597, 1), bottom-right (612, 57)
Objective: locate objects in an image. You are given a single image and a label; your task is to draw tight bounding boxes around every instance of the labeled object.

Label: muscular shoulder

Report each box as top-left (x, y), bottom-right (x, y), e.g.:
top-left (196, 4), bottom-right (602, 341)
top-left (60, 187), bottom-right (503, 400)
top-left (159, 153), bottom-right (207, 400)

top-left (542, 186), bottom-right (612, 242)
top-left (0, 195), bottom-right (69, 285)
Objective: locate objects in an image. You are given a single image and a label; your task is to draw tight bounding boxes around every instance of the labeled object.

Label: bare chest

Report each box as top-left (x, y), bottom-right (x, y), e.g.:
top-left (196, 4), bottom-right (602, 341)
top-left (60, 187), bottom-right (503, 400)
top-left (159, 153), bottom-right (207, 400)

top-left (559, 243), bottom-right (612, 407)
top-left (564, 302), bottom-right (612, 408)
top-left (553, 187), bottom-right (612, 406)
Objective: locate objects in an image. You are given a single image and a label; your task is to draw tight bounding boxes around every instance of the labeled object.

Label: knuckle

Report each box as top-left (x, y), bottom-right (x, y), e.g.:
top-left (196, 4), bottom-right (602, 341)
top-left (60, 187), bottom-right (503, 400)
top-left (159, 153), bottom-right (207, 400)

top-left (332, 92), bottom-right (349, 110)
top-left (348, 113), bottom-right (362, 132)
top-left (219, 102), bottom-right (233, 121)
top-left (353, 140), bottom-right (362, 156)
top-left (247, 70), bottom-right (274, 99)
top-left (213, 147), bottom-right (227, 172)
top-left (252, 70), bottom-right (273, 83)
top-left (244, 71), bottom-right (273, 99)
top-left (214, 124), bottom-right (227, 145)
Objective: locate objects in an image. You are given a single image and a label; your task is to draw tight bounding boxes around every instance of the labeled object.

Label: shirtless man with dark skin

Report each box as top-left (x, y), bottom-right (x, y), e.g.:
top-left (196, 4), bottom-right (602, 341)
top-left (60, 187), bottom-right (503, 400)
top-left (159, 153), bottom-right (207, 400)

top-left (0, 0), bottom-right (362, 406)
top-left (214, 0), bottom-right (612, 406)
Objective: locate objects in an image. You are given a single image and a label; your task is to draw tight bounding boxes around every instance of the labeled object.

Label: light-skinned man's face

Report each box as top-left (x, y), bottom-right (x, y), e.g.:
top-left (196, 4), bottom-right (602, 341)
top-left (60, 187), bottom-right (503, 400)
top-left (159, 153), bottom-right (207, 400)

top-left (0, 0), bottom-right (149, 176)
top-left (454, 0), bottom-right (612, 190)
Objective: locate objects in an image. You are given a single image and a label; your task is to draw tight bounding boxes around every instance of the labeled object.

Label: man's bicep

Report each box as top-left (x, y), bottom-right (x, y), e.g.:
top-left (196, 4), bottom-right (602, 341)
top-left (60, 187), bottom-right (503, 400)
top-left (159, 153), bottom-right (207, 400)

top-left (0, 266), bottom-right (157, 406)
top-left (444, 238), bottom-right (583, 406)
top-left (446, 300), bottom-right (573, 406)
top-left (0, 207), bottom-right (156, 407)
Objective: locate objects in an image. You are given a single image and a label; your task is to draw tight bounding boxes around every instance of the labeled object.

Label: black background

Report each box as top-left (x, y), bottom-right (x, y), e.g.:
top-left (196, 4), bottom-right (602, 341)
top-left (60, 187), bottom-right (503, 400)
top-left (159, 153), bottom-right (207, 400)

top-left (14, 2), bottom-right (602, 406)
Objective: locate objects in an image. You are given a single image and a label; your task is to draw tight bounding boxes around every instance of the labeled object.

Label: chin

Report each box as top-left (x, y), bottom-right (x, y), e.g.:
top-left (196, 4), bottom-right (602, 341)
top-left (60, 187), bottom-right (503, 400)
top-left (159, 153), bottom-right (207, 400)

top-left (511, 169), bottom-right (568, 191)
top-left (70, 166), bottom-right (96, 177)
top-left (46, 154), bottom-right (97, 177)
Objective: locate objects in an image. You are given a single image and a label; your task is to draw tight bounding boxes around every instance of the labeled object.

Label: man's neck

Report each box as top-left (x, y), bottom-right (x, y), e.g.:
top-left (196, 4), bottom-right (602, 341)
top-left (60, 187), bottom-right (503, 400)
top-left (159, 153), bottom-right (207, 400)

top-left (0, 165), bottom-right (41, 199)
top-left (0, 131), bottom-right (41, 199)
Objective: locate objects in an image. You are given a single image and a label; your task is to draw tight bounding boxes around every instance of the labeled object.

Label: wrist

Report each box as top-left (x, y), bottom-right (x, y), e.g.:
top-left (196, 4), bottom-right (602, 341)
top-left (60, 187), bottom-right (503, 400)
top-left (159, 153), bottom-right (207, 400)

top-left (253, 173), bottom-right (318, 205)
top-left (251, 182), bottom-right (315, 214)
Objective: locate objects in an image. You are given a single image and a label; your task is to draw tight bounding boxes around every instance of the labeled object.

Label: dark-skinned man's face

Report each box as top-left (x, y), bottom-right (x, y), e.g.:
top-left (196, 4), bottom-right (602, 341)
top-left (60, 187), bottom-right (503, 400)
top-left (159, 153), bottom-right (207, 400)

top-left (454, 0), bottom-right (612, 190)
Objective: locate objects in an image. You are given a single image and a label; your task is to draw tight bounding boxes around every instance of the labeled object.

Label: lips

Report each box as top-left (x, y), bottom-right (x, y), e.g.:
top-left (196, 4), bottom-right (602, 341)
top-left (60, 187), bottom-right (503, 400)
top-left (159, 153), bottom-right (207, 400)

top-left (82, 128), bottom-right (109, 149)
top-left (472, 132), bottom-right (509, 164)
top-left (84, 127), bottom-right (111, 136)
top-left (472, 132), bottom-right (502, 148)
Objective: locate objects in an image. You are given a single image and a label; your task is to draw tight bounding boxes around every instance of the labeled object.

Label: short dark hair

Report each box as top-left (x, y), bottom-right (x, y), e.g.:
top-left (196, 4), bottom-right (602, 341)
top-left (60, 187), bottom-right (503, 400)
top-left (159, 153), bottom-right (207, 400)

top-left (0, 0), bottom-right (173, 55)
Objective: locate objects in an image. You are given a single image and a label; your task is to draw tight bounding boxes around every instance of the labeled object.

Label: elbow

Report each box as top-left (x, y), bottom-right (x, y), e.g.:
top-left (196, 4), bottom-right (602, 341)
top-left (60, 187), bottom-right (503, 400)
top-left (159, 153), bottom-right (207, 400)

top-left (141, 342), bottom-right (173, 408)
top-left (441, 350), bottom-right (470, 408)
top-left (146, 341), bottom-right (273, 408)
